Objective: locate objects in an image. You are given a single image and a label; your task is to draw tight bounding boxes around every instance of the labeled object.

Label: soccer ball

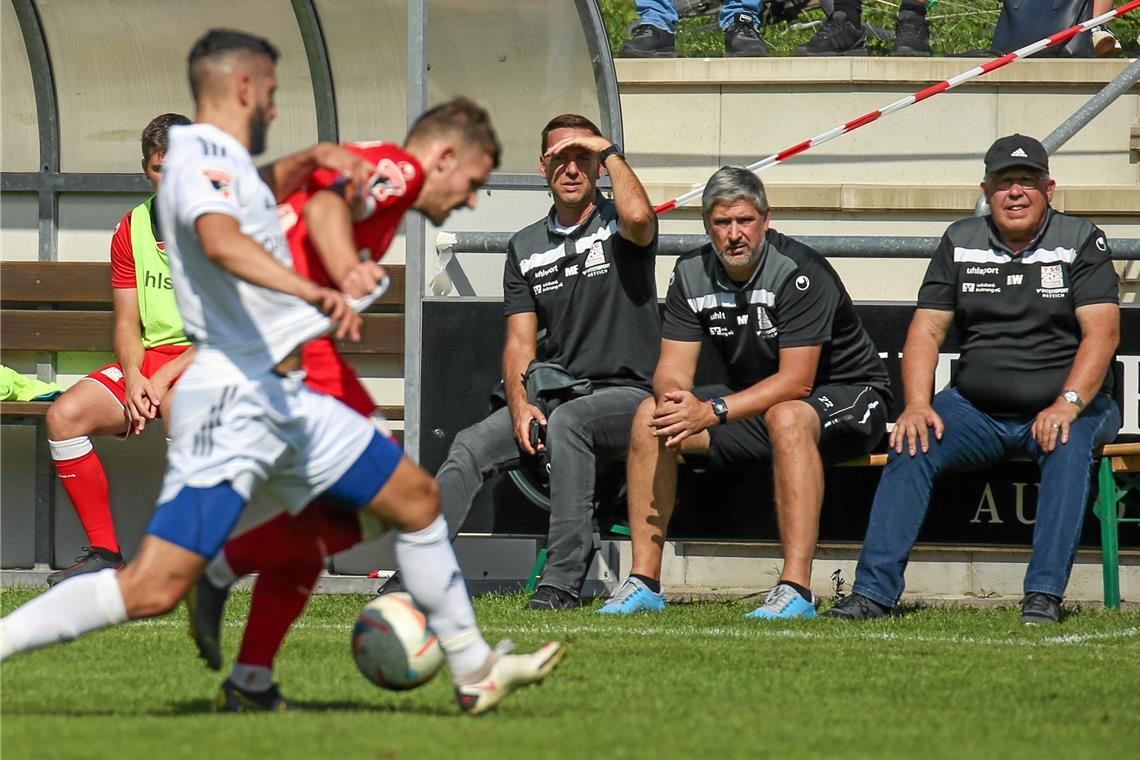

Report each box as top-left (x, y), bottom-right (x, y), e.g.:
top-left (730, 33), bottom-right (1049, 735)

top-left (351, 592), bottom-right (444, 691)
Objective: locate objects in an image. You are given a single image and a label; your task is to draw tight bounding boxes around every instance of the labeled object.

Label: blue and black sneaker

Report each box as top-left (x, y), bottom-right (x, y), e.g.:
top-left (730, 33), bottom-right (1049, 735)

top-left (745, 583), bottom-right (817, 620)
top-left (596, 576), bottom-right (666, 615)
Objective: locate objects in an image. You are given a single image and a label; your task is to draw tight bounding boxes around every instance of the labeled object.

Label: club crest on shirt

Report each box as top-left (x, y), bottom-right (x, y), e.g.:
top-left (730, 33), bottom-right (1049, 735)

top-left (756, 306), bottom-right (778, 338)
top-left (583, 240), bottom-right (610, 277)
top-left (201, 168), bottom-right (233, 199)
top-left (1040, 264), bottom-right (1064, 289)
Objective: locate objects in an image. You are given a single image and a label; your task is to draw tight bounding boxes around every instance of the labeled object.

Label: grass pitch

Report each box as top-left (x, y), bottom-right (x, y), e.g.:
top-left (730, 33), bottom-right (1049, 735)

top-left (2, 587), bottom-right (1139, 760)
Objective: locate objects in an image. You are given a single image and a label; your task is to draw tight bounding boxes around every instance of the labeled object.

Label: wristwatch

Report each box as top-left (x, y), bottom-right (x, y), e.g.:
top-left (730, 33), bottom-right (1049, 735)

top-left (599, 144), bottom-right (624, 164)
top-left (709, 397), bottom-right (729, 426)
top-left (1061, 389), bottom-right (1085, 410)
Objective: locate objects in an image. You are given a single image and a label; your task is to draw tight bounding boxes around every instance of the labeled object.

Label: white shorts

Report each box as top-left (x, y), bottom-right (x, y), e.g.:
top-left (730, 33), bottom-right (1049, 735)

top-left (158, 372), bottom-right (374, 514)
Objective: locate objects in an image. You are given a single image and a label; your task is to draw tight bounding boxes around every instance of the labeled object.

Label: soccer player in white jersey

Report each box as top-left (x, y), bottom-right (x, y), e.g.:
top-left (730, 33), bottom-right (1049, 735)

top-left (0, 28), bottom-right (563, 716)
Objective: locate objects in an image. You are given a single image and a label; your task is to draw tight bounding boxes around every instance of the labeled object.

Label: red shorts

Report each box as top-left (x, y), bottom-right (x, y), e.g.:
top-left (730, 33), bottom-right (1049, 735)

top-left (301, 337), bottom-right (376, 418)
top-left (83, 344), bottom-right (190, 409)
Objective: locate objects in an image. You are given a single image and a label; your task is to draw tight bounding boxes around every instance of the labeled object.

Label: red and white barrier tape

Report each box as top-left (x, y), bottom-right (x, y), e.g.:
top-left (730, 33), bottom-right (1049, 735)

top-left (653, 0), bottom-right (1140, 214)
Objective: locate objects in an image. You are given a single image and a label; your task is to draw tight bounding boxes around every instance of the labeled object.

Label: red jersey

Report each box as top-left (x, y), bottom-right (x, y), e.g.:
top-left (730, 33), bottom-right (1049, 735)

top-left (279, 142), bottom-right (424, 289)
top-left (109, 204), bottom-right (166, 288)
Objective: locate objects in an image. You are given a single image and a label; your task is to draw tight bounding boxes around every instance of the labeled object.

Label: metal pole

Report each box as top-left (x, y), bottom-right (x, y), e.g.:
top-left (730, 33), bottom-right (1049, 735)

top-left (404, 0), bottom-right (428, 461)
top-left (443, 231), bottom-right (1140, 260)
top-left (291, 0), bottom-right (339, 143)
top-left (13, 0), bottom-right (58, 569)
top-left (1043, 59), bottom-right (1140, 154)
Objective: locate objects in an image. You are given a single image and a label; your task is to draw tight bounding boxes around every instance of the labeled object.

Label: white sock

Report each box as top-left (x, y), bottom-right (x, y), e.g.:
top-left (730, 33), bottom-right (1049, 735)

top-left (395, 515), bottom-right (491, 678)
top-left (230, 663), bottom-right (273, 692)
top-left (0, 569), bottom-right (127, 661)
top-left (49, 435), bottom-right (92, 461)
top-left (205, 552), bottom-right (237, 589)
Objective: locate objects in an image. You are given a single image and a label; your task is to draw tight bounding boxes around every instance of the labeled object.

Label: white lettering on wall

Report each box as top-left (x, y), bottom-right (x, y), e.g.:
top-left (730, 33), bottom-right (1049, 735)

top-left (970, 483), bottom-right (1003, 524)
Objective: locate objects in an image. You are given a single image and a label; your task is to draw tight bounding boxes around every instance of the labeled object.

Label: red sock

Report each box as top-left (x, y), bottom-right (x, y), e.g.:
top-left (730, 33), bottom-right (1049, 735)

top-left (51, 441), bottom-right (119, 553)
top-left (232, 501), bottom-right (364, 668)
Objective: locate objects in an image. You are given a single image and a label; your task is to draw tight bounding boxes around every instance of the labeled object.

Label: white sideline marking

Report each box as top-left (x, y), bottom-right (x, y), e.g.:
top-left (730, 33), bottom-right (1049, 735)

top-left (130, 618), bottom-right (1140, 648)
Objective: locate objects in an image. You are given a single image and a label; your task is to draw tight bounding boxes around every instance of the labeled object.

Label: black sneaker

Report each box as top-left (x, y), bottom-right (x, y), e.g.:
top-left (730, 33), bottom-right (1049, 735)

top-left (45, 546), bottom-right (124, 587)
top-left (724, 13), bottom-right (769, 57)
top-left (525, 585), bottom-right (581, 611)
top-left (795, 11), bottom-right (868, 57)
top-left (375, 571), bottom-right (404, 596)
top-left (619, 24), bottom-right (676, 58)
top-left (186, 575), bottom-right (231, 671)
top-left (891, 9), bottom-right (930, 56)
top-left (822, 592), bottom-right (891, 620)
top-left (1020, 592), bottom-right (1061, 625)
top-left (215, 678), bottom-right (292, 712)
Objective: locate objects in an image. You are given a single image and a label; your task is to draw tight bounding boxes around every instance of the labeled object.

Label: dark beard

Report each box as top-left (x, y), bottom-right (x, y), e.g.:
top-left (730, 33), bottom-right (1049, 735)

top-left (249, 109), bottom-right (269, 156)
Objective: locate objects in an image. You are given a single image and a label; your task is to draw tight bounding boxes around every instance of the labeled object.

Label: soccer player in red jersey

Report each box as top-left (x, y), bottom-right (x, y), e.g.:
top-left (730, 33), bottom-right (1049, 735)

top-left (44, 113), bottom-right (195, 586)
top-left (189, 98), bottom-right (502, 711)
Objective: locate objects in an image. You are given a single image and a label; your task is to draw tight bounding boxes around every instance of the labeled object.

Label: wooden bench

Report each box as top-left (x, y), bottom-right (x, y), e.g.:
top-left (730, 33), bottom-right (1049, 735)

top-left (526, 445), bottom-right (1140, 608)
top-left (1, 260), bottom-right (407, 568)
top-left (1, 261), bottom-right (407, 419)
top-left (839, 444), bottom-right (1140, 610)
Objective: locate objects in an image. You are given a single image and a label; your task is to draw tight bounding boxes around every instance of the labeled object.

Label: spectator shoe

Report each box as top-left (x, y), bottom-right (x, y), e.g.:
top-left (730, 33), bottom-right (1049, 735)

top-left (724, 13), bottom-right (770, 57)
top-left (795, 11), bottom-right (868, 56)
top-left (525, 584), bottom-right (582, 610)
top-left (745, 583), bottom-right (818, 620)
top-left (619, 24), bottom-right (676, 58)
top-left (892, 8), bottom-right (931, 56)
top-left (1090, 26), bottom-right (1121, 57)
top-left (1020, 592), bottom-right (1062, 625)
top-left (45, 546), bottom-right (124, 587)
top-left (596, 576), bottom-right (666, 614)
top-left (822, 592), bottom-right (892, 620)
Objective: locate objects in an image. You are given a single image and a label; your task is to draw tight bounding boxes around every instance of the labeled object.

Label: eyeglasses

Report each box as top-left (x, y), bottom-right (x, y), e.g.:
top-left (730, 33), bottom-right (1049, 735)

top-left (988, 175), bottom-right (1044, 192)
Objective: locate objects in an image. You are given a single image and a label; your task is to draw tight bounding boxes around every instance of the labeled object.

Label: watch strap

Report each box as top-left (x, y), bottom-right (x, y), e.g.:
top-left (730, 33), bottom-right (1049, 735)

top-left (599, 144), bottom-right (624, 164)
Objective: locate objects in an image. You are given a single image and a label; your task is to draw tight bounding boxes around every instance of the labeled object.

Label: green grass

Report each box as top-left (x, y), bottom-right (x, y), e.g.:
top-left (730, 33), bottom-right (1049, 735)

top-left (599, 0), bottom-right (1140, 58)
top-left (3, 587), bottom-right (1140, 759)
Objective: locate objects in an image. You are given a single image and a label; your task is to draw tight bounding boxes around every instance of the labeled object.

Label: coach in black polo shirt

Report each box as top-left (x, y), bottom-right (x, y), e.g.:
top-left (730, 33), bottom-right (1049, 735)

top-left (598, 166), bottom-right (890, 619)
top-left (435, 114), bottom-right (659, 609)
top-left (827, 134), bottom-right (1121, 625)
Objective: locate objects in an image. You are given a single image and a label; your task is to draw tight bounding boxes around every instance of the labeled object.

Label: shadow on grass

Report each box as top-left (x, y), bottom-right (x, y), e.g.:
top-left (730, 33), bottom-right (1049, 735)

top-left (1, 698), bottom-right (459, 718)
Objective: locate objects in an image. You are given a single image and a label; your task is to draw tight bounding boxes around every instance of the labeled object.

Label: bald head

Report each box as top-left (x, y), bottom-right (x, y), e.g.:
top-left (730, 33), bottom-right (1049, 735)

top-left (188, 29), bottom-right (279, 101)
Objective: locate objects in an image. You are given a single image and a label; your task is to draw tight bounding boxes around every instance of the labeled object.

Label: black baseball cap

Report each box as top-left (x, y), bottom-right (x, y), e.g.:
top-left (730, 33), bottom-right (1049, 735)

top-left (984, 134), bottom-right (1049, 175)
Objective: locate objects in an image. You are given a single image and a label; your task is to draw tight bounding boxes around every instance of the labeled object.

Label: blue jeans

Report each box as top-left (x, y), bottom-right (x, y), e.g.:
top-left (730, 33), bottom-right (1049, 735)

top-left (853, 388), bottom-right (1121, 605)
top-left (637, 0), bottom-right (762, 31)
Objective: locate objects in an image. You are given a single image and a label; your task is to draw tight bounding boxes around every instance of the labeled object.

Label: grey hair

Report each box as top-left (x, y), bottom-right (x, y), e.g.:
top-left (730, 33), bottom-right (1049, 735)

top-left (701, 166), bottom-right (769, 221)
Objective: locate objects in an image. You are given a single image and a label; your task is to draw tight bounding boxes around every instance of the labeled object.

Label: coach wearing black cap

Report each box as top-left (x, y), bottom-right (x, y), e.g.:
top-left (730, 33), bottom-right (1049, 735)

top-left (827, 134), bottom-right (1121, 625)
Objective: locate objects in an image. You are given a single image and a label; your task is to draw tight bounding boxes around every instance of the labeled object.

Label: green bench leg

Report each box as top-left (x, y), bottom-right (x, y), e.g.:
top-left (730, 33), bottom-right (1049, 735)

top-left (526, 544), bottom-right (548, 594)
top-left (1097, 457), bottom-right (1121, 611)
top-left (526, 522), bottom-right (628, 594)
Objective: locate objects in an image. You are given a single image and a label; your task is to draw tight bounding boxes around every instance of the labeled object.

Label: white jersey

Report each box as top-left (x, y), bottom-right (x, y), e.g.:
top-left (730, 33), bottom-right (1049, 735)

top-left (158, 123), bottom-right (331, 388)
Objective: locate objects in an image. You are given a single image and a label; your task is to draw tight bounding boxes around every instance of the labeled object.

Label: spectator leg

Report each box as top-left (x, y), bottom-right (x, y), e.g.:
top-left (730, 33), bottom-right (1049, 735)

top-left (1024, 394), bottom-right (1120, 600)
top-left (765, 400), bottom-right (824, 589)
top-left (541, 387), bottom-right (647, 595)
top-left (435, 406), bottom-right (520, 540)
top-left (851, 388), bottom-right (1008, 607)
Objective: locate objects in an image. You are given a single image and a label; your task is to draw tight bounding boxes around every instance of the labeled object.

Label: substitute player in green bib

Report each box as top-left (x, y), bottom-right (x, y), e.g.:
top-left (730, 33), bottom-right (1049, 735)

top-left (44, 113), bottom-right (195, 586)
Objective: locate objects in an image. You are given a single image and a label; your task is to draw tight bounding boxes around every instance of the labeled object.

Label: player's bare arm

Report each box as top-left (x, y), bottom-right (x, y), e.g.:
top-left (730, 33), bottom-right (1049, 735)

top-left (195, 212), bottom-right (362, 341)
top-left (259, 143), bottom-right (374, 202)
top-left (544, 134), bottom-right (656, 247)
top-left (503, 311), bottom-right (545, 455)
top-left (892, 308), bottom-right (953, 455)
top-left (303, 189), bottom-right (386, 299)
top-left (1033, 302), bottom-right (1119, 453)
top-left (111, 287), bottom-right (155, 435)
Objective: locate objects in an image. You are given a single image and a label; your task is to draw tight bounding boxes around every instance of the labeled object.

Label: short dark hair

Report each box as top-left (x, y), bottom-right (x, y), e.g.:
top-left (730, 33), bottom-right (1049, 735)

top-left (540, 113), bottom-right (602, 154)
top-left (188, 29), bottom-right (279, 97)
top-left (141, 113), bottom-right (192, 160)
top-left (406, 98), bottom-right (501, 169)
